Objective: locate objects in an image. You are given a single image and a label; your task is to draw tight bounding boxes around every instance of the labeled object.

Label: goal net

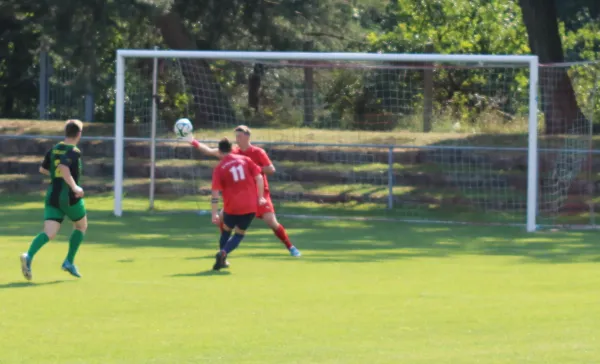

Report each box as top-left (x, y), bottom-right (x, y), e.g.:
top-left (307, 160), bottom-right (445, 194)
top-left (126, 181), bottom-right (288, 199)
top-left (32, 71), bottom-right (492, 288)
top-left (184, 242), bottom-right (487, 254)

top-left (114, 50), bottom-right (598, 230)
top-left (536, 62), bottom-right (599, 227)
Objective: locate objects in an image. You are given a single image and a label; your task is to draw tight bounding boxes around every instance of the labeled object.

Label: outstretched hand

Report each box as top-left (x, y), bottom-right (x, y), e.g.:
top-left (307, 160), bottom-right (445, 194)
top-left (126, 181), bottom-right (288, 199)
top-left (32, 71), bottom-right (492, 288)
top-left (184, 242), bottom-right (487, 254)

top-left (177, 133), bottom-right (194, 143)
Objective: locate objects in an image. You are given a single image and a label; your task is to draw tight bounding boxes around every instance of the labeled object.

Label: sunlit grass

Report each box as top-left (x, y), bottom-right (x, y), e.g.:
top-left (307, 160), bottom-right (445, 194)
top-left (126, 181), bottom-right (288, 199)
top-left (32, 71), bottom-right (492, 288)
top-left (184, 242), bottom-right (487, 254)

top-left (1, 194), bottom-right (600, 363)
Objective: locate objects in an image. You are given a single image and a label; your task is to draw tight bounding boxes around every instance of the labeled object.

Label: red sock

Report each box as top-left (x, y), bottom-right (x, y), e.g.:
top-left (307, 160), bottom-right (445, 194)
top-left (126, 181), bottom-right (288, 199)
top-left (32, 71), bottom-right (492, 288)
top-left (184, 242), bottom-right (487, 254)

top-left (273, 224), bottom-right (293, 249)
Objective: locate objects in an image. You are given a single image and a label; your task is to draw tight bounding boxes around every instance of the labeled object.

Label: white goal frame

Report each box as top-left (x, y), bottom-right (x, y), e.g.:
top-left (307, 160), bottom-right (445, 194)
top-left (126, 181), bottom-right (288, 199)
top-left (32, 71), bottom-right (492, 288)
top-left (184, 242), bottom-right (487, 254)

top-left (113, 50), bottom-right (539, 232)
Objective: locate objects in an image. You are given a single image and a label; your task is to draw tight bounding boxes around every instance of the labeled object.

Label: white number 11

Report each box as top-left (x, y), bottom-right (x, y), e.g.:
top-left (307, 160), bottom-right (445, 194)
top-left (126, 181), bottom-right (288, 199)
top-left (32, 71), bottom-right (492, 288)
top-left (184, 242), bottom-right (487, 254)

top-left (229, 165), bottom-right (246, 182)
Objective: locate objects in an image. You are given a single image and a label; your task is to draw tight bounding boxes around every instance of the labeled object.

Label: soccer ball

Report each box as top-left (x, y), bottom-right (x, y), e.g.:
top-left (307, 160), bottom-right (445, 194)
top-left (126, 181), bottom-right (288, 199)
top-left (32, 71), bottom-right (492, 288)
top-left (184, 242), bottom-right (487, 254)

top-left (174, 118), bottom-right (193, 138)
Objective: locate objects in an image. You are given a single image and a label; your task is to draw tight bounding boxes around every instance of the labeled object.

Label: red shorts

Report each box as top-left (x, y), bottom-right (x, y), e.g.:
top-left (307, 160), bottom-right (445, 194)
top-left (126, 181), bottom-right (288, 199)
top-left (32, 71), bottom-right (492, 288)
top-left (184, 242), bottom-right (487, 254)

top-left (257, 192), bottom-right (274, 218)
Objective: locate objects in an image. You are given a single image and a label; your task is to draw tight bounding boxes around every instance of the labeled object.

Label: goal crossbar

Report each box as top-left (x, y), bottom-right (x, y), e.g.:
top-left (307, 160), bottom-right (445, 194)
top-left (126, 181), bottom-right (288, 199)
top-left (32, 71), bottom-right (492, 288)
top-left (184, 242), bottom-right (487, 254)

top-left (117, 49), bottom-right (538, 64)
top-left (113, 50), bottom-right (539, 232)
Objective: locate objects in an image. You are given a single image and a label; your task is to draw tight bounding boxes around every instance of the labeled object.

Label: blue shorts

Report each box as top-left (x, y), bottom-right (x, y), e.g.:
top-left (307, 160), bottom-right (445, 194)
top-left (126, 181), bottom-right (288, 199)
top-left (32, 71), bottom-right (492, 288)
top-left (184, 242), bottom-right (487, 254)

top-left (223, 212), bottom-right (256, 231)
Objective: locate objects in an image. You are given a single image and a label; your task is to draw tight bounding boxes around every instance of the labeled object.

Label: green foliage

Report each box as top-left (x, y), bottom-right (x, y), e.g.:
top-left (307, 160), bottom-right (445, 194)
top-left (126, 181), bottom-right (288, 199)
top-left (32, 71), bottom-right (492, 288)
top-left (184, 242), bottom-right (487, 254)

top-left (345, 0), bottom-right (534, 131)
top-left (1, 0), bottom-right (600, 133)
top-left (161, 0), bottom-right (366, 52)
top-left (556, 0), bottom-right (600, 31)
top-left (559, 9), bottom-right (600, 127)
top-left (371, 0), bottom-right (529, 54)
top-left (0, 2), bottom-right (45, 118)
top-left (562, 9), bottom-right (600, 61)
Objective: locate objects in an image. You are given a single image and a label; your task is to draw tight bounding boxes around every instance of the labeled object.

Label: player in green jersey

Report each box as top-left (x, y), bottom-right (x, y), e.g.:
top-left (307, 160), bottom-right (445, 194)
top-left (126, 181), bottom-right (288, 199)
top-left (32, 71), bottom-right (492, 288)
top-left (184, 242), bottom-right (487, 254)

top-left (20, 119), bottom-right (88, 280)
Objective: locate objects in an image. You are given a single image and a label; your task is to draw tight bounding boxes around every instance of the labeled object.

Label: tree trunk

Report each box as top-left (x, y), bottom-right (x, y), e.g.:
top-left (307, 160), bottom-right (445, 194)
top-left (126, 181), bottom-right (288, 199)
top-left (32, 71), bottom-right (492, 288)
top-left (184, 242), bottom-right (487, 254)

top-left (518, 0), bottom-right (588, 135)
top-left (3, 92), bottom-right (14, 117)
top-left (248, 64), bottom-right (262, 112)
top-left (155, 12), bottom-right (237, 128)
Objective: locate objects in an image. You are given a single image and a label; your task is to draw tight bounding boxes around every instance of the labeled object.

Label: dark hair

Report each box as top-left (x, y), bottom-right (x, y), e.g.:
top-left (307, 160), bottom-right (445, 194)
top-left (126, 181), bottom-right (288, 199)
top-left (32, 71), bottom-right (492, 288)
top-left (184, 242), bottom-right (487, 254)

top-left (65, 122), bottom-right (82, 138)
top-left (218, 137), bottom-right (232, 153)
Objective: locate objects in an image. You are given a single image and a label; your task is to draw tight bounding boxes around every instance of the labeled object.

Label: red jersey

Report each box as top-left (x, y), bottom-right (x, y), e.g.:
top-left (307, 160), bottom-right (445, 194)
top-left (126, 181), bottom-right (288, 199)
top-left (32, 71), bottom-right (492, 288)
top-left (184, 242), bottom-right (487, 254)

top-left (232, 145), bottom-right (272, 192)
top-left (212, 154), bottom-right (262, 215)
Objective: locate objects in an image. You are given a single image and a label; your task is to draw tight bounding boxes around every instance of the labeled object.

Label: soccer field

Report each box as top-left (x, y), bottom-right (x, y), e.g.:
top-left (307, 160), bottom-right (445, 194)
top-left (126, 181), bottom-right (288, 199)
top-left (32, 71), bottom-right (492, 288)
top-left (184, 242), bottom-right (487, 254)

top-left (1, 194), bottom-right (599, 363)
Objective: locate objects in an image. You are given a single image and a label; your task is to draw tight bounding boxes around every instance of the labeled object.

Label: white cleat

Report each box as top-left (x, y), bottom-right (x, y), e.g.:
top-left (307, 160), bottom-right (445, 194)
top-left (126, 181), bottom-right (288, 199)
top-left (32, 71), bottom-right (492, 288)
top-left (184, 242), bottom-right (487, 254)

top-left (20, 253), bottom-right (32, 281)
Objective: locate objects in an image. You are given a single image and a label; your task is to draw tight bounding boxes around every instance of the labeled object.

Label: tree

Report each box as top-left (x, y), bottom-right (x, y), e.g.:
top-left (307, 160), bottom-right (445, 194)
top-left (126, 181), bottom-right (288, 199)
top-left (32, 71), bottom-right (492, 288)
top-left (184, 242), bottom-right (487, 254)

top-left (362, 0), bottom-right (531, 131)
top-left (0, 2), bottom-right (44, 118)
top-left (142, 0), bottom-right (364, 127)
top-left (154, 10), bottom-right (237, 127)
top-left (0, 0), bottom-right (369, 124)
top-left (556, 0), bottom-right (600, 30)
top-left (518, 0), bottom-right (589, 134)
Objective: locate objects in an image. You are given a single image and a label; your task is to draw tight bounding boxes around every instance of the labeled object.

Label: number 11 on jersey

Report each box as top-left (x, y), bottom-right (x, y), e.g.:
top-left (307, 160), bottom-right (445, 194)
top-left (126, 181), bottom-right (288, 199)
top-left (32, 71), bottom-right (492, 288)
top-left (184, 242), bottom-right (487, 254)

top-left (229, 165), bottom-right (246, 182)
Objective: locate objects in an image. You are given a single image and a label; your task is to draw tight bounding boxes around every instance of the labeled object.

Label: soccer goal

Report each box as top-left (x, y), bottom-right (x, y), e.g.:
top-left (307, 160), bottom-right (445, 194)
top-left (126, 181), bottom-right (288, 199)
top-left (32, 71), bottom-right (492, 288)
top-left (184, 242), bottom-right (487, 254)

top-left (112, 50), bottom-right (598, 231)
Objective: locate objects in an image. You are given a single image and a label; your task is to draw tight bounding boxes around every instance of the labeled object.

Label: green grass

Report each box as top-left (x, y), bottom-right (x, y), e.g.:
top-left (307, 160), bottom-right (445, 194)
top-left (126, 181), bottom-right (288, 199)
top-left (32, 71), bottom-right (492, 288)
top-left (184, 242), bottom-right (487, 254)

top-left (1, 118), bottom-right (485, 145)
top-left (0, 173), bottom-right (529, 215)
top-left (3, 118), bottom-right (599, 149)
top-left (1, 194), bottom-right (600, 363)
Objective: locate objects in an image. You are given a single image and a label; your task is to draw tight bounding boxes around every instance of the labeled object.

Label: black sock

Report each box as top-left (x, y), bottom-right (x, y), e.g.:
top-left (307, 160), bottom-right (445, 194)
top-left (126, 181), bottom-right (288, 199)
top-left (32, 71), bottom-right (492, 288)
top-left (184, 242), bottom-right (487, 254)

top-left (219, 230), bottom-right (232, 250)
top-left (223, 233), bottom-right (245, 254)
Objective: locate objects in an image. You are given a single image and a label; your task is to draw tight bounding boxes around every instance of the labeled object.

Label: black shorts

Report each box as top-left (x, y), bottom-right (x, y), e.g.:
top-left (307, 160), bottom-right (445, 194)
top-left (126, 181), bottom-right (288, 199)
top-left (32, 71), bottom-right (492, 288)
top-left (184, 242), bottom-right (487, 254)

top-left (223, 212), bottom-right (256, 231)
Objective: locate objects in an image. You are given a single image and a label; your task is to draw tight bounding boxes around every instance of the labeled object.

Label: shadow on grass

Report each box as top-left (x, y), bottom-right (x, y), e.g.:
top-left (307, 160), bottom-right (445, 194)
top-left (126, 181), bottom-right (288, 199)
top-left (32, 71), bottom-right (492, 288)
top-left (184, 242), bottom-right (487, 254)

top-left (2, 194), bottom-right (600, 265)
top-left (184, 254), bottom-right (219, 261)
top-left (117, 258), bottom-right (135, 263)
top-left (169, 270), bottom-right (231, 277)
top-left (0, 280), bottom-right (71, 289)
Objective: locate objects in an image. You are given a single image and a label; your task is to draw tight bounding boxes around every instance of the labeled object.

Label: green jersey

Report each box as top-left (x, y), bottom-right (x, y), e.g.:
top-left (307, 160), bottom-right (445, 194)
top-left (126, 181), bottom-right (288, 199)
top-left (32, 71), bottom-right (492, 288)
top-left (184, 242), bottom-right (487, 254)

top-left (41, 142), bottom-right (83, 207)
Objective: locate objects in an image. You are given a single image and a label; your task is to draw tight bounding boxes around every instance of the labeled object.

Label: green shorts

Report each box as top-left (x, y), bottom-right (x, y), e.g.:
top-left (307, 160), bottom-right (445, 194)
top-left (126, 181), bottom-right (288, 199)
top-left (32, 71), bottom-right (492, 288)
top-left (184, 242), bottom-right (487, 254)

top-left (44, 199), bottom-right (87, 223)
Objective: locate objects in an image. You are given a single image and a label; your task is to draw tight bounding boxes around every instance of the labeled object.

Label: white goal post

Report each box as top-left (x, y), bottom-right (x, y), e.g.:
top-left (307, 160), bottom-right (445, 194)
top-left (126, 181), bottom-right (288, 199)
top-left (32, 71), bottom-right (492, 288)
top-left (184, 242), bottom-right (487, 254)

top-left (113, 50), bottom-right (539, 232)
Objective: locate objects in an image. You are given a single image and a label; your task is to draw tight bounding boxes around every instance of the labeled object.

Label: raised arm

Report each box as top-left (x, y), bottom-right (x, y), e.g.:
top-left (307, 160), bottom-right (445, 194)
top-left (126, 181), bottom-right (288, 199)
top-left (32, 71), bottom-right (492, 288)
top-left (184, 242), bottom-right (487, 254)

top-left (191, 139), bottom-right (221, 159)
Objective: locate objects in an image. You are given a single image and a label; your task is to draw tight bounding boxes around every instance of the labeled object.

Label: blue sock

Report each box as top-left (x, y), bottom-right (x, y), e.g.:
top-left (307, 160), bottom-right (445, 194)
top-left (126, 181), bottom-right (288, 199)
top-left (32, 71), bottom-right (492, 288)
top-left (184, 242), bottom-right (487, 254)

top-left (219, 230), bottom-right (232, 250)
top-left (223, 233), bottom-right (245, 254)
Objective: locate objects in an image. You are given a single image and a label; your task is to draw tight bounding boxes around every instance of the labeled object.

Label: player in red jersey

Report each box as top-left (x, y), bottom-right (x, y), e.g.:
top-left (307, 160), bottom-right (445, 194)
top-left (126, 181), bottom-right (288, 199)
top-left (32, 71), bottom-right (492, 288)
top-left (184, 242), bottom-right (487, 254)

top-left (210, 137), bottom-right (267, 271)
top-left (189, 125), bottom-right (302, 257)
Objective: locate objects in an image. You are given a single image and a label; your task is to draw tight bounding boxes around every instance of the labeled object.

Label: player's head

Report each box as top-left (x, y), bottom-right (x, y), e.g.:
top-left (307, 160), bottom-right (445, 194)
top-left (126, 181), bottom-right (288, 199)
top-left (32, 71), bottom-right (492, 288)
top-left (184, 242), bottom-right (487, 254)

top-left (218, 137), bottom-right (233, 155)
top-left (234, 125), bottom-right (251, 148)
top-left (65, 119), bottom-right (83, 143)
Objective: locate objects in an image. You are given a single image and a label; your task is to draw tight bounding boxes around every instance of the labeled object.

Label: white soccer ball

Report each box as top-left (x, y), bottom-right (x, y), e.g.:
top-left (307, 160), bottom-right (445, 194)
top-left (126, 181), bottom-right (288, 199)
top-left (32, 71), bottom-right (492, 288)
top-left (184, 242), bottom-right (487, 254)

top-left (174, 118), bottom-right (193, 138)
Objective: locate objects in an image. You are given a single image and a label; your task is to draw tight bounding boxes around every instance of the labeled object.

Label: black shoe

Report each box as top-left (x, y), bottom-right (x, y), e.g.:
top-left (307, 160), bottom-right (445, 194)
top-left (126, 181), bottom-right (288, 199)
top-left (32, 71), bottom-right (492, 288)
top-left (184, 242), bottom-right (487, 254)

top-left (213, 251), bottom-right (227, 271)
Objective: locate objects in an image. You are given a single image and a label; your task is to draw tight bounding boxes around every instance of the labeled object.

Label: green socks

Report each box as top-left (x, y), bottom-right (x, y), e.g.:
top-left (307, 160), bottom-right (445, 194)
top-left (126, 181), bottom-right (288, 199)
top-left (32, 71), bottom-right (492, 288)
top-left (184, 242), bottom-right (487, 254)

top-left (26, 230), bottom-right (84, 263)
top-left (66, 230), bottom-right (84, 264)
top-left (27, 233), bottom-right (50, 259)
